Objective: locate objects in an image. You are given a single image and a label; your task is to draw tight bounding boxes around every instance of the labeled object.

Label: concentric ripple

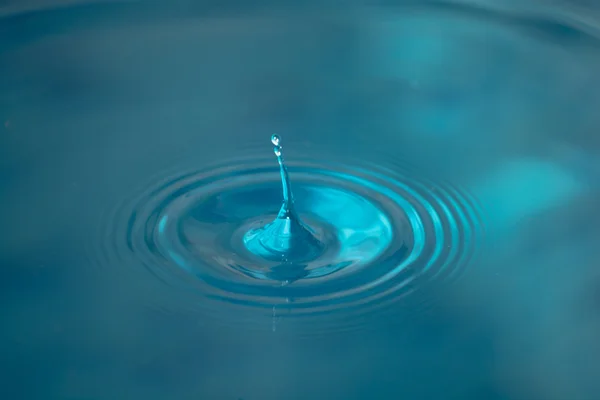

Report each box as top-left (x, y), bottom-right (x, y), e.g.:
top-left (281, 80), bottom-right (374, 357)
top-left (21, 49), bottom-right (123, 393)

top-left (91, 155), bottom-right (485, 331)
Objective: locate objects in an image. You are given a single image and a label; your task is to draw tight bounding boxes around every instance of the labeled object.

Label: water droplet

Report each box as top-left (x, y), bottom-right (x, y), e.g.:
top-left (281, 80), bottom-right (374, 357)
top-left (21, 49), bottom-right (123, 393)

top-left (273, 146), bottom-right (281, 157)
top-left (271, 134), bottom-right (280, 146)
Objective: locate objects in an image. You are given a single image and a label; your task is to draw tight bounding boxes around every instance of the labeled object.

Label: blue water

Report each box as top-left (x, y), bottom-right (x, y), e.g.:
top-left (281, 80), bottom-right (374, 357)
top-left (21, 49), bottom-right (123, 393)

top-left (2, 1), bottom-right (600, 399)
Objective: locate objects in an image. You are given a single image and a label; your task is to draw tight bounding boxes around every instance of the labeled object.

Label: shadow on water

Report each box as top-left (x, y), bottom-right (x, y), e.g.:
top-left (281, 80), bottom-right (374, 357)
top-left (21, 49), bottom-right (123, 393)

top-left (1, 1), bottom-right (600, 399)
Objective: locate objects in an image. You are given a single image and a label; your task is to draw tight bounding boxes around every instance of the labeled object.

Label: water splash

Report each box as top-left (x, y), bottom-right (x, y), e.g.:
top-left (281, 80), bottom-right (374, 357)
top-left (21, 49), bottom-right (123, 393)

top-left (243, 135), bottom-right (324, 264)
top-left (89, 142), bottom-right (485, 333)
top-left (271, 134), bottom-right (292, 217)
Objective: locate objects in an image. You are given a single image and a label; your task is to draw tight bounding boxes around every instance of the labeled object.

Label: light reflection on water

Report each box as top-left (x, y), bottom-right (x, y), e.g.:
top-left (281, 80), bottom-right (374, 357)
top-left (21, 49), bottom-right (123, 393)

top-left (1, 1), bottom-right (600, 399)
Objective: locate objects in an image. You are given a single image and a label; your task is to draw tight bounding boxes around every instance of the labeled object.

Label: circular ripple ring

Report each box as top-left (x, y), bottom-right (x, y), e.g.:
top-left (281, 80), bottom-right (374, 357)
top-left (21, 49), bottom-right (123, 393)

top-left (90, 156), bottom-right (485, 331)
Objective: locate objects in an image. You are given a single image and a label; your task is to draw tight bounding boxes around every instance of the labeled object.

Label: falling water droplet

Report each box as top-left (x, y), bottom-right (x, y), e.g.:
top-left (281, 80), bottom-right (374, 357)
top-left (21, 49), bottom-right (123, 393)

top-left (271, 134), bottom-right (280, 146)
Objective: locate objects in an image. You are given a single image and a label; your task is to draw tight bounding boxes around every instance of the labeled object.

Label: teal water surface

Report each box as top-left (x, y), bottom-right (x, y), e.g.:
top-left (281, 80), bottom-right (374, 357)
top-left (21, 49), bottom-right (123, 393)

top-left (1, 1), bottom-right (600, 399)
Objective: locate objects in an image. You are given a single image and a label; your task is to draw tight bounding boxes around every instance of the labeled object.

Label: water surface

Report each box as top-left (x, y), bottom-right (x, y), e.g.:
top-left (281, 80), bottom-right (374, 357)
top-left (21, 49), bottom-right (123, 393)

top-left (2, 1), bottom-right (600, 399)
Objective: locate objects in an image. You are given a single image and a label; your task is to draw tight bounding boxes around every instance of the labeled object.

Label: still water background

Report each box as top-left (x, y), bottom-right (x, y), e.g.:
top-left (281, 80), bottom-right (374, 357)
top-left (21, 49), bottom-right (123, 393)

top-left (2, 0), bottom-right (600, 399)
